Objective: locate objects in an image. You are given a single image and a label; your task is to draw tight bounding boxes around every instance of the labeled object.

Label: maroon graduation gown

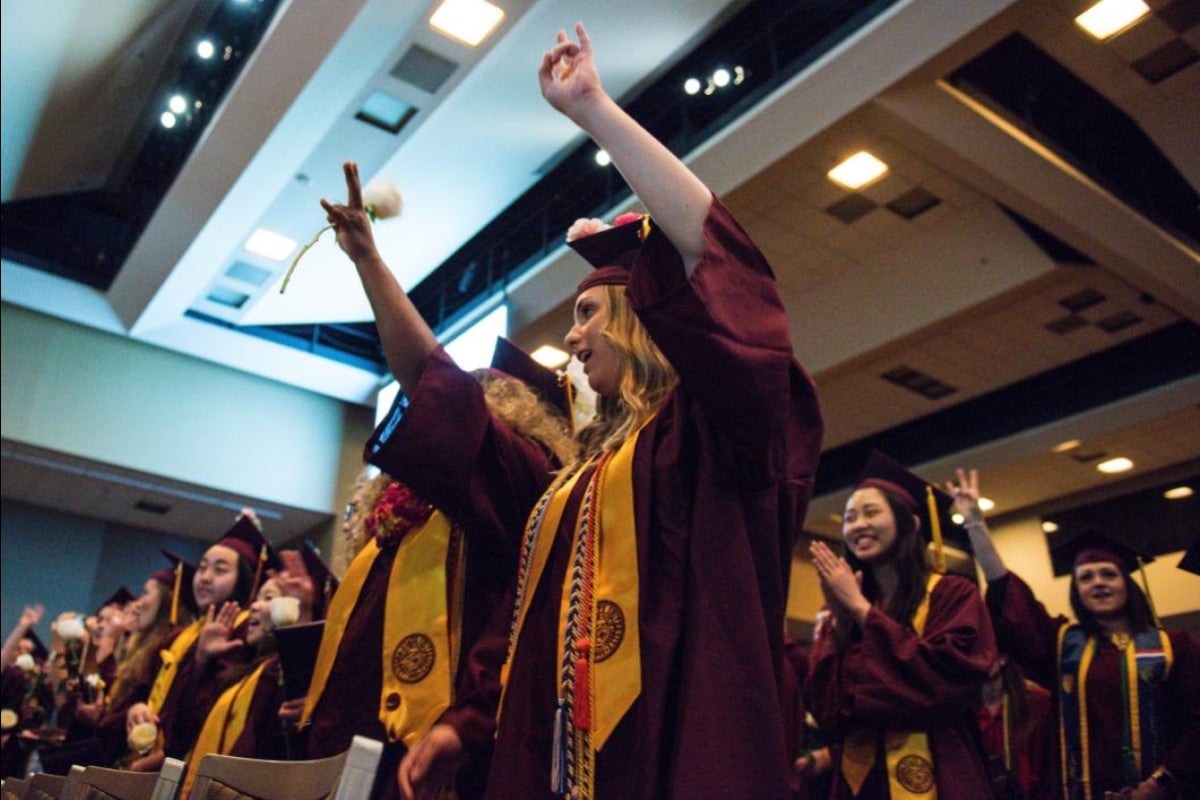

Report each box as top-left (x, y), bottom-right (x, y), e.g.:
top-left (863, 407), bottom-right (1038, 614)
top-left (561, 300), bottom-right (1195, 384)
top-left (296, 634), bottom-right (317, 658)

top-left (220, 655), bottom-right (289, 761)
top-left (805, 574), bottom-right (998, 799)
top-left (987, 573), bottom-right (1200, 798)
top-left (483, 198), bottom-right (823, 799)
top-left (310, 351), bottom-right (558, 799)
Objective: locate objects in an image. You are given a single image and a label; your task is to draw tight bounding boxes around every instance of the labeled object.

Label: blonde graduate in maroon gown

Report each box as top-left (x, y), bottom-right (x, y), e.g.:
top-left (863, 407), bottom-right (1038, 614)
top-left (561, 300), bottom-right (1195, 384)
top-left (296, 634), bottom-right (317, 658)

top-left (370, 22), bottom-right (823, 800)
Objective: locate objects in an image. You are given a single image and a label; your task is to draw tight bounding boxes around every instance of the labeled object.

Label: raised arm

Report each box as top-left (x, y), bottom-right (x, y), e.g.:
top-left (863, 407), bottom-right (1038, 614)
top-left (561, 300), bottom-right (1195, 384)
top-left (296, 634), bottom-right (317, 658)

top-left (1, 603), bottom-right (44, 669)
top-left (321, 161), bottom-right (438, 391)
top-left (948, 468), bottom-right (1008, 582)
top-left (539, 23), bottom-right (711, 275)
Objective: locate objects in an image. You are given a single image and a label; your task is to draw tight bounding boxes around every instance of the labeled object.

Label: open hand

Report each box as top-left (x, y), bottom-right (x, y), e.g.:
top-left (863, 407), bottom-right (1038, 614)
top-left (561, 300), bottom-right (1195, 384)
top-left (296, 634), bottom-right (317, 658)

top-left (538, 23), bottom-right (604, 119)
top-left (398, 723), bottom-right (466, 800)
top-left (196, 601), bottom-right (243, 665)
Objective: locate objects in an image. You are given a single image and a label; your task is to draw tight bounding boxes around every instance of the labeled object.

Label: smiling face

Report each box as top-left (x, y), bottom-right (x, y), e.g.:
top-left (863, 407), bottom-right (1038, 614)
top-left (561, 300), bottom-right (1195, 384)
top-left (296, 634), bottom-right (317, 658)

top-left (565, 286), bottom-right (620, 398)
top-left (1074, 561), bottom-right (1128, 621)
top-left (194, 544), bottom-right (241, 611)
top-left (842, 487), bottom-right (905, 565)
top-left (133, 580), bottom-right (165, 633)
top-left (245, 579), bottom-right (283, 647)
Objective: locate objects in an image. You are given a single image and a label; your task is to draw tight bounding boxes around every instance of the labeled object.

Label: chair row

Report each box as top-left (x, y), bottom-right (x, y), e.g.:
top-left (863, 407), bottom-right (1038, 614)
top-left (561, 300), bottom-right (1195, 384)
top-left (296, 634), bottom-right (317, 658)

top-left (1, 735), bottom-right (381, 800)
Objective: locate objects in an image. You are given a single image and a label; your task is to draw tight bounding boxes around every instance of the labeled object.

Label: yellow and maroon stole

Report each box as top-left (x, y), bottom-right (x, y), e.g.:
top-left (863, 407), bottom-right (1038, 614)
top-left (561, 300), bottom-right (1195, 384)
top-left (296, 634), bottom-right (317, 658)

top-left (840, 573), bottom-right (943, 799)
top-left (146, 620), bottom-right (204, 715)
top-left (181, 658), bottom-right (271, 798)
top-left (500, 427), bottom-right (643, 800)
top-left (1056, 624), bottom-right (1173, 797)
top-left (300, 512), bottom-right (461, 748)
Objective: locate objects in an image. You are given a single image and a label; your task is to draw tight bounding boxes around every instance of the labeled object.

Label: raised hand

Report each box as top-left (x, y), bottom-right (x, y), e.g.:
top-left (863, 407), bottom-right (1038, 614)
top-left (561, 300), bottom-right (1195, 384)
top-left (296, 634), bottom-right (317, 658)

top-left (20, 604), bottom-right (45, 629)
top-left (270, 550), bottom-right (315, 623)
top-left (538, 23), bottom-right (604, 119)
top-left (946, 467), bottom-right (982, 522)
top-left (320, 162), bottom-right (379, 265)
top-left (196, 601), bottom-right (243, 665)
top-left (397, 723), bottom-right (466, 800)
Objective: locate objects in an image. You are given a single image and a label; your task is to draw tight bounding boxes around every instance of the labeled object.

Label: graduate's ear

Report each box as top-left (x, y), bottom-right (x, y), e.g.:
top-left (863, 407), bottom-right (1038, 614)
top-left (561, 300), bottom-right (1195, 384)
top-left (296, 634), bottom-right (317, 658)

top-left (911, 515), bottom-right (922, 536)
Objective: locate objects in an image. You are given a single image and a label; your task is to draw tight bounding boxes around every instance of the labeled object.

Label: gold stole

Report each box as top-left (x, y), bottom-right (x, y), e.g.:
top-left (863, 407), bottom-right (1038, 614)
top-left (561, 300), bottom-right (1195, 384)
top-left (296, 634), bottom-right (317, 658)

top-left (147, 620), bottom-right (204, 714)
top-left (181, 659), bottom-right (270, 798)
top-left (499, 429), bottom-right (642, 753)
top-left (841, 573), bottom-right (942, 799)
top-left (300, 513), bottom-right (459, 748)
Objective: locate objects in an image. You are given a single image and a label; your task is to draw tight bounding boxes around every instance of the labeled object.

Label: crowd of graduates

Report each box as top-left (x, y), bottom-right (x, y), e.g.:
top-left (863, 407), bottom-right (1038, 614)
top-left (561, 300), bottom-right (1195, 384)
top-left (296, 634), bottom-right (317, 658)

top-left (3, 21), bottom-right (1197, 800)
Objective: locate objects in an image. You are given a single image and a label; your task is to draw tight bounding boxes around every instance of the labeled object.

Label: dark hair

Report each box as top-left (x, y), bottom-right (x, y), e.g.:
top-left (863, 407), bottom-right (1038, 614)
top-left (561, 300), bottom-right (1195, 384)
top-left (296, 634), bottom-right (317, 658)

top-left (843, 486), bottom-right (930, 627)
top-left (998, 658), bottom-right (1035, 746)
top-left (231, 558), bottom-right (256, 607)
top-left (1068, 570), bottom-right (1155, 635)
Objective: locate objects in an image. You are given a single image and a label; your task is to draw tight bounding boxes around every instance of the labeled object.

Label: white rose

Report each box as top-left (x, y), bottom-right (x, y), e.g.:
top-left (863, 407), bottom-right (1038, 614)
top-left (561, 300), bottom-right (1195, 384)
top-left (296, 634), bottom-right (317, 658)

top-left (364, 179), bottom-right (403, 221)
top-left (0, 708), bottom-right (18, 731)
top-left (269, 596), bottom-right (301, 628)
top-left (565, 217), bottom-right (611, 243)
top-left (14, 654), bottom-right (36, 672)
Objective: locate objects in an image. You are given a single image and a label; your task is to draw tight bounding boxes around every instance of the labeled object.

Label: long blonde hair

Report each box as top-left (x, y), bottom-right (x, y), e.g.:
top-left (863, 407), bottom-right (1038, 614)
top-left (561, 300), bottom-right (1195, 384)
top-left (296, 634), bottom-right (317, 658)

top-left (574, 285), bottom-right (677, 460)
top-left (474, 370), bottom-right (575, 466)
top-left (109, 582), bottom-right (173, 710)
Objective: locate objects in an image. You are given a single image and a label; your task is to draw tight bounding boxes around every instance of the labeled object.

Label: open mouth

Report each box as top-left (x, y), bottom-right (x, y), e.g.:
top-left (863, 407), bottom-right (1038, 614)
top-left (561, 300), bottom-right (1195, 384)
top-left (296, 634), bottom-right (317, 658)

top-left (578, 350), bottom-right (593, 365)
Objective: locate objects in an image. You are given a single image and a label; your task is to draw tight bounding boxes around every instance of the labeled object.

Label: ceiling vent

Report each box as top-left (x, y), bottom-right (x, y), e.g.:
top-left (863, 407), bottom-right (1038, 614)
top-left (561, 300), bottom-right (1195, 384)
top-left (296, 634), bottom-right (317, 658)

top-left (885, 187), bottom-right (940, 219)
top-left (1059, 288), bottom-right (1106, 313)
top-left (824, 193), bottom-right (877, 224)
top-left (135, 499), bottom-right (171, 515)
top-left (1096, 311), bottom-right (1144, 333)
top-left (225, 260), bottom-right (273, 287)
top-left (881, 365), bottom-right (958, 400)
top-left (1045, 314), bottom-right (1090, 335)
top-left (1133, 39), bottom-right (1198, 84)
top-left (391, 44), bottom-right (458, 94)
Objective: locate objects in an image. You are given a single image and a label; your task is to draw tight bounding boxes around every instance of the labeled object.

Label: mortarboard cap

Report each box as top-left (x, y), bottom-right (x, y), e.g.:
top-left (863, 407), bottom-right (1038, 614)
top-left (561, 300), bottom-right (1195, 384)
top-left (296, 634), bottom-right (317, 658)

top-left (853, 450), bottom-right (960, 572)
top-left (23, 630), bottom-right (50, 662)
top-left (154, 550), bottom-right (198, 626)
top-left (1050, 527), bottom-right (1153, 575)
top-left (568, 212), bottom-right (648, 293)
top-left (96, 587), bottom-right (135, 614)
top-left (300, 542), bottom-right (339, 621)
top-left (489, 337), bottom-right (574, 421)
top-left (213, 512), bottom-right (282, 599)
top-left (1178, 534), bottom-right (1200, 576)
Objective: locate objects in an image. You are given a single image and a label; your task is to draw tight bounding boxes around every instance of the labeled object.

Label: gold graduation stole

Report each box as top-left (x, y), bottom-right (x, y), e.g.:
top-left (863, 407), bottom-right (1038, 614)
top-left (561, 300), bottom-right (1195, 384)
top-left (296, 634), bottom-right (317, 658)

top-left (146, 620), bottom-right (204, 714)
top-left (840, 573), bottom-right (942, 799)
top-left (181, 659), bottom-right (270, 799)
top-left (300, 513), bottom-right (460, 748)
top-left (500, 427), bottom-right (642, 800)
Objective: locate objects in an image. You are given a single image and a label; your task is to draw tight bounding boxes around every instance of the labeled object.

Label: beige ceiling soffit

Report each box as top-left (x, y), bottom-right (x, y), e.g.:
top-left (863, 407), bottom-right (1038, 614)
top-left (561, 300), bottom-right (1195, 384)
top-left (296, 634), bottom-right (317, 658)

top-left (869, 82), bottom-right (1200, 322)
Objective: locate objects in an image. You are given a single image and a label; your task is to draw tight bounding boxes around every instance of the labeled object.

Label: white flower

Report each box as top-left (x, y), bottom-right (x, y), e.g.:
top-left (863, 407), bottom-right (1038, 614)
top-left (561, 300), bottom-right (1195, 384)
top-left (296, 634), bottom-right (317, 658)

top-left (364, 179), bottom-right (403, 221)
top-left (128, 721), bottom-right (159, 754)
top-left (85, 673), bottom-right (105, 688)
top-left (566, 217), bottom-right (611, 243)
top-left (0, 709), bottom-right (17, 731)
top-left (564, 357), bottom-right (597, 431)
top-left (57, 616), bottom-right (86, 641)
top-left (14, 653), bottom-right (35, 672)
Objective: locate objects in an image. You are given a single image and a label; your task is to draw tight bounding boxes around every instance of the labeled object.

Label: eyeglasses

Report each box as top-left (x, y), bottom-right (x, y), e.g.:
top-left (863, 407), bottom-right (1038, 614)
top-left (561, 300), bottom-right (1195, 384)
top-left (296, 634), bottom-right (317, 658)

top-left (343, 502), bottom-right (358, 523)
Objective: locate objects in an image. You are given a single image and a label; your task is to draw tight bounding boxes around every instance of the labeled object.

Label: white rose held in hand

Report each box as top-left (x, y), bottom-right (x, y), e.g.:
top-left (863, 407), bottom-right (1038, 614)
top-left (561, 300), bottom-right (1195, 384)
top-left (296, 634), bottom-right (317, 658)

top-left (270, 596), bottom-right (301, 628)
top-left (15, 653), bottom-right (35, 672)
top-left (57, 615), bottom-right (86, 641)
top-left (128, 721), bottom-right (158, 754)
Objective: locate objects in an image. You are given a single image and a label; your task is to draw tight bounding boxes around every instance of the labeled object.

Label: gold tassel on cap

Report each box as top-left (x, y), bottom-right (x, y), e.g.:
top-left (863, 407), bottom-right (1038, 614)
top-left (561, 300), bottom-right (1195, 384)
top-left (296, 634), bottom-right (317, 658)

top-left (171, 562), bottom-right (183, 626)
top-left (926, 486), bottom-right (946, 574)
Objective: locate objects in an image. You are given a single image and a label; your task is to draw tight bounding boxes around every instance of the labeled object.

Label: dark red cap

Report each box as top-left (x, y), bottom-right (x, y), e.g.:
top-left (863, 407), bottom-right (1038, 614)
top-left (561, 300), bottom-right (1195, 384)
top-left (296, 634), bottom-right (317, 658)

top-left (96, 587), bottom-right (135, 613)
top-left (568, 213), bottom-right (648, 293)
top-left (854, 450), bottom-right (955, 544)
top-left (489, 337), bottom-right (572, 420)
top-left (1051, 527), bottom-right (1152, 574)
top-left (300, 541), bottom-right (338, 621)
top-left (212, 512), bottom-right (281, 598)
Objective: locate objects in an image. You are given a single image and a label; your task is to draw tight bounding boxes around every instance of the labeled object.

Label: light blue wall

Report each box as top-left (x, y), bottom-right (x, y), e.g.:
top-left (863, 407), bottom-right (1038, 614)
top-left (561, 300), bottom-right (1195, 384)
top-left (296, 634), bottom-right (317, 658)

top-left (1, 501), bottom-right (208, 638)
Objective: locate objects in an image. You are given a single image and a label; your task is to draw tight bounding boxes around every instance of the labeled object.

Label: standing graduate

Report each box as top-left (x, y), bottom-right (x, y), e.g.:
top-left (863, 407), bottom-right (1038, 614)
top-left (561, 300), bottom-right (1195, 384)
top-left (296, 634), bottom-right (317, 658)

top-left (372, 22), bottom-right (823, 800)
top-left (957, 468), bottom-right (1199, 800)
top-left (805, 452), bottom-right (998, 799)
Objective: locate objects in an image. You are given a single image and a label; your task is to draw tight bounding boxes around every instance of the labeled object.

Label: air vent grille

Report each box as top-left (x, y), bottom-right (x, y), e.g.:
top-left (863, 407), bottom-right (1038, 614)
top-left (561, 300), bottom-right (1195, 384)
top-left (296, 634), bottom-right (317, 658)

top-left (881, 365), bottom-right (958, 400)
top-left (391, 44), bottom-right (458, 94)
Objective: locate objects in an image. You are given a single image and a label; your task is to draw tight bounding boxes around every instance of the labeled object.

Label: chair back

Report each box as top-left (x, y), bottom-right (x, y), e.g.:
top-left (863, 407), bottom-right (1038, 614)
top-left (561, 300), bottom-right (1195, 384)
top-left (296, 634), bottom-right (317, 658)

top-left (69, 766), bottom-right (158, 800)
top-left (187, 751), bottom-right (347, 800)
top-left (330, 737), bottom-right (383, 800)
top-left (147, 759), bottom-right (184, 800)
top-left (2, 777), bottom-right (29, 800)
top-left (25, 772), bottom-right (68, 799)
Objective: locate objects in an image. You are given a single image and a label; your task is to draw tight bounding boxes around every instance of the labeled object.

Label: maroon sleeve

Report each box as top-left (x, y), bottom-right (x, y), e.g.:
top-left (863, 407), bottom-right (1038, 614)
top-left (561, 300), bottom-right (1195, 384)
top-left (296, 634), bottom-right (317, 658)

top-left (1162, 629), bottom-right (1200, 790)
top-left (985, 573), bottom-right (1067, 690)
top-left (806, 575), bottom-right (997, 730)
top-left (627, 196), bottom-right (822, 489)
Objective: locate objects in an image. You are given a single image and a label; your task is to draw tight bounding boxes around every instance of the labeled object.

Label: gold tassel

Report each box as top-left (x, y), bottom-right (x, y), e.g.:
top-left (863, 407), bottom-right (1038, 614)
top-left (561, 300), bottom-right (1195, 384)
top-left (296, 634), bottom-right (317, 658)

top-left (171, 562), bottom-right (183, 626)
top-left (926, 486), bottom-right (945, 574)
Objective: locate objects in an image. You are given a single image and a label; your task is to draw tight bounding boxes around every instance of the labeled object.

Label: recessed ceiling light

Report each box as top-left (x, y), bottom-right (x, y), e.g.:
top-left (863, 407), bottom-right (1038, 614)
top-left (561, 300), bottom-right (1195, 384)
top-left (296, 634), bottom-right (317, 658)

top-left (951, 512), bottom-right (965, 525)
top-left (1097, 456), bottom-right (1134, 474)
top-left (594, 149), bottom-right (612, 167)
top-left (712, 68), bottom-right (731, 87)
top-left (1053, 439), bottom-right (1082, 453)
top-left (197, 40), bottom-right (215, 60)
top-left (827, 151), bottom-right (888, 190)
top-left (429, 0), bottom-right (504, 47)
top-left (169, 95), bottom-right (188, 115)
top-left (531, 345), bottom-right (569, 368)
top-left (160, 112), bottom-right (177, 129)
top-left (1164, 486), bottom-right (1193, 500)
top-left (1041, 520), bottom-right (1059, 533)
top-left (978, 497), bottom-right (995, 512)
top-left (245, 229), bottom-right (297, 262)
top-left (1076, 0), bottom-right (1149, 40)
top-left (683, 78), bottom-right (701, 95)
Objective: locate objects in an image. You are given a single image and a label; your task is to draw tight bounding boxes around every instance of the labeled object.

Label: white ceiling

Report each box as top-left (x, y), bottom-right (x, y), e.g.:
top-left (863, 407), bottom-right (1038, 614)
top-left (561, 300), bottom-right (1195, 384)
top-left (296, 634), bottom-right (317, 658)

top-left (2, 0), bottom-right (1198, 546)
